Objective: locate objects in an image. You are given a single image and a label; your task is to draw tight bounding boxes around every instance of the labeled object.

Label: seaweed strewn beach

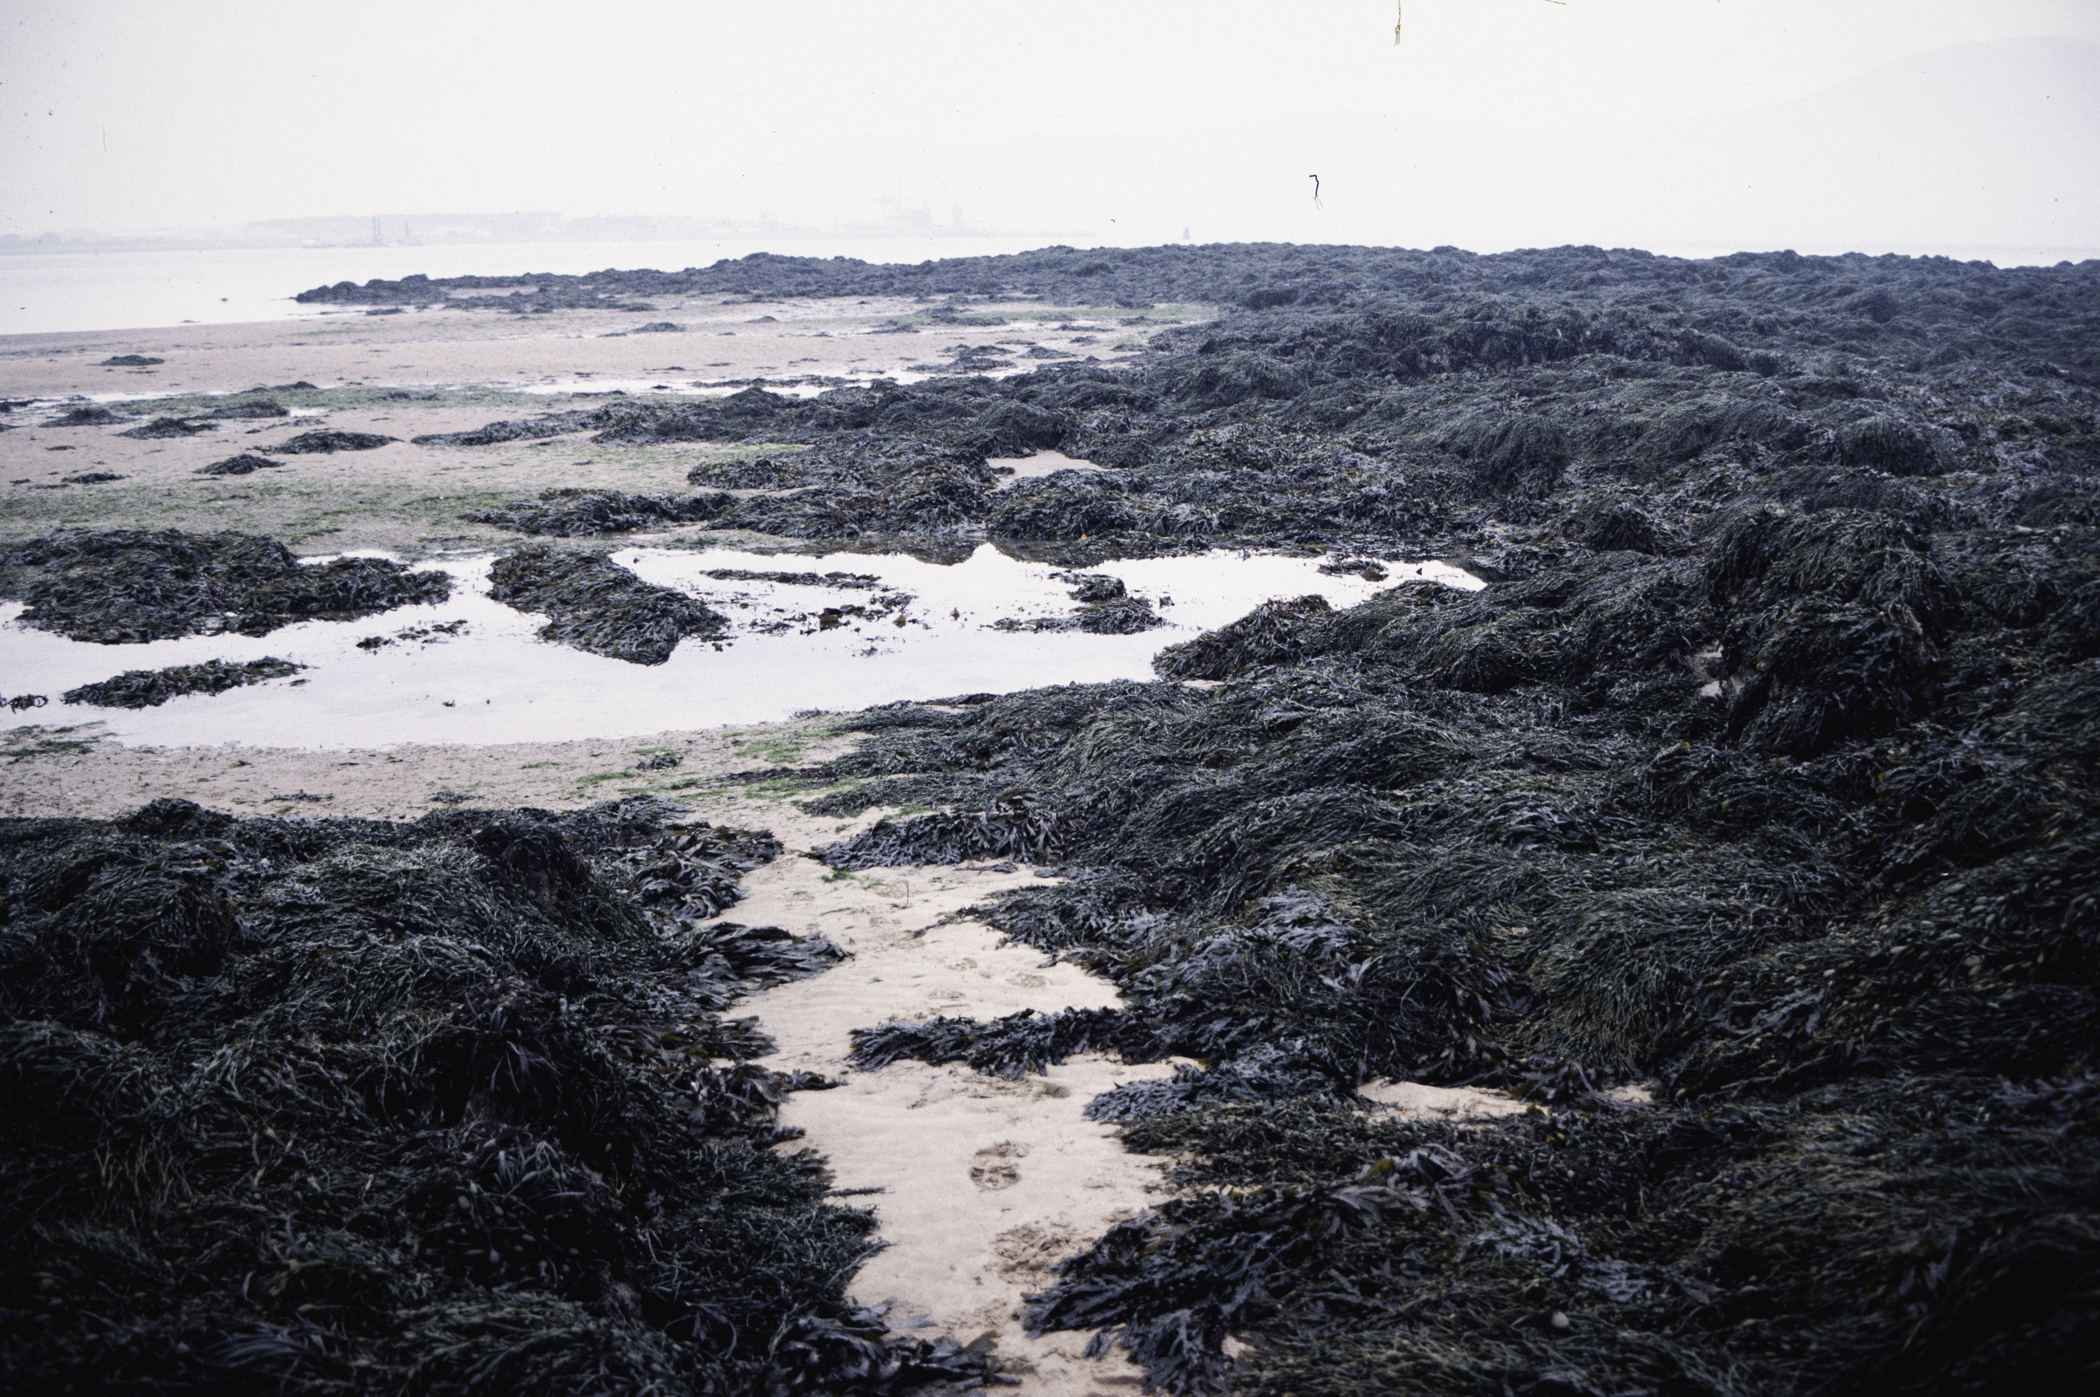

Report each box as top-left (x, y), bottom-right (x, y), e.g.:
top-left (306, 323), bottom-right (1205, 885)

top-left (3, 241), bottom-right (2098, 1393)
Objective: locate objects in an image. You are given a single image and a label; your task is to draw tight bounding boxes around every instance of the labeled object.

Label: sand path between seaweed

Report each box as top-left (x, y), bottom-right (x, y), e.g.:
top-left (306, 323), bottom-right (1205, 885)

top-left (0, 719), bottom-right (1161, 1387)
top-left (725, 852), bottom-right (1160, 1392)
top-left (0, 718), bottom-right (1525, 1389)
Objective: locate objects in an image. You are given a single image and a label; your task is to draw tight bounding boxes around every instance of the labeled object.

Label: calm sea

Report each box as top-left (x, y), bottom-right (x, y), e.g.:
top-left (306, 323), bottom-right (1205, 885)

top-left (0, 236), bottom-right (1084, 337)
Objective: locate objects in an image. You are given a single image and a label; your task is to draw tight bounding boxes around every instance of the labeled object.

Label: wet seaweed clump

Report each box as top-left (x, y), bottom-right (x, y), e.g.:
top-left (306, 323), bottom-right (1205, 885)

top-left (997, 572), bottom-right (1164, 634)
top-left (41, 404), bottom-right (132, 427)
top-left (684, 453), bottom-right (823, 490)
top-left (61, 657), bottom-right (308, 709)
top-left (0, 796), bottom-right (995, 1393)
top-left (1152, 594), bottom-right (1333, 678)
top-left (118, 416), bottom-right (217, 440)
top-left (357, 619), bottom-right (469, 651)
top-left (59, 471), bottom-right (125, 485)
top-left (488, 545), bottom-right (730, 664)
top-left (273, 429), bottom-right (397, 453)
top-left (197, 453), bottom-right (285, 476)
top-left (465, 489), bottom-right (735, 537)
top-left (98, 354), bottom-right (163, 367)
top-left (2, 529), bottom-right (453, 642)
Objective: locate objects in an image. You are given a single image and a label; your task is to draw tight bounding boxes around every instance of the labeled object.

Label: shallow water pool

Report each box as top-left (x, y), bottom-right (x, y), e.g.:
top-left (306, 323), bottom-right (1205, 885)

top-left (0, 545), bottom-right (1480, 750)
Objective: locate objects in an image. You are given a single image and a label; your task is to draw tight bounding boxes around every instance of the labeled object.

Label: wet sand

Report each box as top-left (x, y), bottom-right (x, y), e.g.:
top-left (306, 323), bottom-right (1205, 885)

top-left (0, 296), bottom-right (1201, 558)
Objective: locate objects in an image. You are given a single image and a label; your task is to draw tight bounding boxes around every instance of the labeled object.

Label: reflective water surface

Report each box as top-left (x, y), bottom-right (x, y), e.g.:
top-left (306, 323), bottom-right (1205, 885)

top-left (0, 545), bottom-right (1480, 750)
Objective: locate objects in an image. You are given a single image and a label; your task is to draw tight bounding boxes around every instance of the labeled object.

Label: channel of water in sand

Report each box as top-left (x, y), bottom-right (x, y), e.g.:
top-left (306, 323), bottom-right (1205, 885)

top-left (0, 544), bottom-right (1481, 748)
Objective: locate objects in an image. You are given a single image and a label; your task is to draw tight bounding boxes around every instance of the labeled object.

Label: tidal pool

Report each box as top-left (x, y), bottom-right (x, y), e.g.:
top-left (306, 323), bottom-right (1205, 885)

top-left (0, 545), bottom-right (1480, 750)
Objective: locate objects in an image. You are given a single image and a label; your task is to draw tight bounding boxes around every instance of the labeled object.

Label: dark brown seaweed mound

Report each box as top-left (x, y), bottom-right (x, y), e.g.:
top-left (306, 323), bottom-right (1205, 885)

top-left (196, 454), bottom-right (286, 476)
top-left (269, 240), bottom-right (2100, 1394)
top-left (117, 417), bottom-right (216, 439)
top-left (41, 404), bottom-right (133, 427)
top-left (2, 530), bottom-right (453, 643)
top-left (464, 488), bottom-right (735, 537)
top-left (273, 430), bottom-right (396, 453)
top-left (62, 657), bottom-right (307, 708)
top-left (995, 572), bottom-right (1165, 634)
top-left (487, 545), bottom-right (729, 664)
top-left (0, 798), bottom-right (995, 1393)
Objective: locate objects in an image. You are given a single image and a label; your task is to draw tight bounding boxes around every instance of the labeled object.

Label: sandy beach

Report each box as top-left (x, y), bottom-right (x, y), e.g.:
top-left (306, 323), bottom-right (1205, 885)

top-left (1, 295), bottom-right (1196, 557)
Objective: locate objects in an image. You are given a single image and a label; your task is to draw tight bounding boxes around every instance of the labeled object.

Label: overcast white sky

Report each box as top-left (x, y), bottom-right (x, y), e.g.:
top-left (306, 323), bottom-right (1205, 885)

top-left (5, 0), bottom-right (2097, 254)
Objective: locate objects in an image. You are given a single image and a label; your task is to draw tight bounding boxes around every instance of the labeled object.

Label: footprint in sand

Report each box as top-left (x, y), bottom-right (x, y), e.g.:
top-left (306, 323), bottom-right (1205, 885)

top-left (990, 1221), bottom-right (1080, 1281)
top-left (970, 1140), bottom-right (1029, 1190)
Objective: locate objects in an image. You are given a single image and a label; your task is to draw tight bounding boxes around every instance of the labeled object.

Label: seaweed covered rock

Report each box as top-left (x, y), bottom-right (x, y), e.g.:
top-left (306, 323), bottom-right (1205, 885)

top-left (117, 416), bottom-right (216, 439)
top-left (1577, 501), bottom-right (1670, 554)
top-left (412, 412), bottom-right (598, 448)
top-left (487, 545), bottom-right (729, 664)
top-left (276, 242), bottom-right (2100, 1392)
top-left (62, 656), bottom-right (307, 708)
top-left (1445, 412), bottom-right (1570, 495)
top-left (996, 572), bottom-right (1165, 635)
top-left (777, 531), bottom-right (2098, 1390)
top-left (1028, 1085), bottom-right (2100, 1397)
top-left (0, 799), bottom-right (987, 1394)
top-left (197, 453), bottom-right (285, 475)
top-left (699, 438), bottom-right (996, 541)
top-left (2, 530), bottom-right (452, 642)
top-left (1838, 413), bottom-right (1949, 475)
top-left (464, 488), bottom-right (735, 537)
top-left (1154, 595), bottom-right (1332, 679)
top-left (1707, 508), bottom-right (1950, 754)
top-left (684, 452), bottom-right (823, 489)
top-left (40, 404), bottom-right (132, 426)
top-left (273, 429), bottom-right (397, 453)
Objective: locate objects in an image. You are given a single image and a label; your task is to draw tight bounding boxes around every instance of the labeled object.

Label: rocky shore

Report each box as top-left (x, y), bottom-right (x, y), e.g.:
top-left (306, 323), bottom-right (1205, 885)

top-left (4, 240), bottom-right (2097, 1394)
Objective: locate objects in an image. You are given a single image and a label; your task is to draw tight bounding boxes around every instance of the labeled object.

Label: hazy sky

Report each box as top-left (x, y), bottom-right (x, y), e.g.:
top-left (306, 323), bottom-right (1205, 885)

top-left (5, 0), bottom-right (2098, 254)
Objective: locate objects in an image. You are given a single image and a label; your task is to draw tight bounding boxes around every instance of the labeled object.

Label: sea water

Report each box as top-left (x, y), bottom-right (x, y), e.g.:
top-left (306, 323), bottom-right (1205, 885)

top-left (0, 237), bottom-right (1083, 338)
top-left (0, 545), bottom-right (1481, 750)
